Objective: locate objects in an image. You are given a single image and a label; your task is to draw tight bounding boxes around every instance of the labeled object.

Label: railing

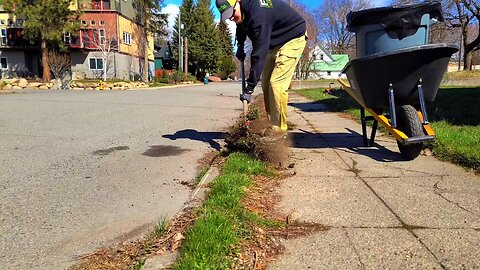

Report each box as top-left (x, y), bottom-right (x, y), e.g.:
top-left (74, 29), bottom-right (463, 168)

top-left (0, 29), bottom-right (39, 47)
top-left (80, 0), bottom-right (121, 12)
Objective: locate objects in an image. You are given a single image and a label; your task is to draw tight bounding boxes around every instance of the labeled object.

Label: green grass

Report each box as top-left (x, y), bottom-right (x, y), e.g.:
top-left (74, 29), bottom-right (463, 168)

top-left (150, 216), bottom-right (169, 238)
top-left (133, 259), bottom-right (146, 270)
top-left (444, 70), bottom-right (480, 80)
top-left (173, 153), bottom-right (273, 270)
top-left (296, 86), bottom-right (480, 171)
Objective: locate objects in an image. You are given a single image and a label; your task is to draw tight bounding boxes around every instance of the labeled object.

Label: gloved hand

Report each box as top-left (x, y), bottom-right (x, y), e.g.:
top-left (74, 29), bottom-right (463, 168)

top-left (239, 93), bottom-right (252, 103)
top-left (236, 45), bottom-right (246, 61)
top-left (239, 82), bottom-right (255, 103)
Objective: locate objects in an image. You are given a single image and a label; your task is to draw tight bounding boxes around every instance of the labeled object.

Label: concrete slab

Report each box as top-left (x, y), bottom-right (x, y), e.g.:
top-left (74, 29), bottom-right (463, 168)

top-left (365, 176), bottom-right (480, 228)
top-left (346, 228), bottom-right (442, 269)
top-left (268, 229), bottom-right (363, 270)
top-left (143, 251), bottom-right (178, 270)
top-left (278, 176), bottom-right (400, 227)
top-left (287, 151), bottom-right (356, 178)
top-left (415, 229), bottom-right (480, 269)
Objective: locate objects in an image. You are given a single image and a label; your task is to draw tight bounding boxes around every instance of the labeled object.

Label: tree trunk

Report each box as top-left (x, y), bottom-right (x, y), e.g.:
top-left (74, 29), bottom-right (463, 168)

top-left (143, 28), bottom-right (149, 82)
top-left (41, 39), bottom-right (51, 82)
top-left (464, 49), bottom-right (473, 71)
top-left (462, 26), bottom-right (472, 71)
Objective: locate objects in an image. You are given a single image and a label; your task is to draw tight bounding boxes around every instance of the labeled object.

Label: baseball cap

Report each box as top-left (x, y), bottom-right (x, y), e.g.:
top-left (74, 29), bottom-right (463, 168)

top-left (216, 0), bottom-right (236, 21)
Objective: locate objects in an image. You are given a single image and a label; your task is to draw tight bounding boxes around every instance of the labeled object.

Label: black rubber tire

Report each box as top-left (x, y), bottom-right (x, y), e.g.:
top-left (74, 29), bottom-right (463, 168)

top-left (396, 105), bottom-right (423, 160)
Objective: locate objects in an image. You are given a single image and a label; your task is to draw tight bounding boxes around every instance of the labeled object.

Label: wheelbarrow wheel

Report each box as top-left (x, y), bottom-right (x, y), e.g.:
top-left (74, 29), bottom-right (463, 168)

top-left (396, 105), bottom-right (423, 160)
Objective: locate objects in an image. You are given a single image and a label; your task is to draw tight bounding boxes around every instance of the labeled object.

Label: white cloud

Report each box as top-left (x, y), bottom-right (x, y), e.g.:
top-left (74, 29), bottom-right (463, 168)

top-left (163, 4), bottom-right (179, 36)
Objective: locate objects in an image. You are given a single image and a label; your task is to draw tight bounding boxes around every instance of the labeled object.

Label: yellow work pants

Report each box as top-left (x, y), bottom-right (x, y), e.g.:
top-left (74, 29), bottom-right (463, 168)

top-left (261, 33), bottom-right (307, 132)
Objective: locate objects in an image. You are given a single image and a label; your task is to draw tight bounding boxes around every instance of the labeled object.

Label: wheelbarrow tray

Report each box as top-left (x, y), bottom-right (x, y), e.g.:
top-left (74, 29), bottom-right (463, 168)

top-left (342, 43), bottom-right (459, 111)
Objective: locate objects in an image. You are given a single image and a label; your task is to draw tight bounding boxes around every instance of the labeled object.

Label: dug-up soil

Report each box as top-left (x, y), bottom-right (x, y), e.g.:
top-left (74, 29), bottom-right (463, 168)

top-left (224, 95), bottom-right (291, 169)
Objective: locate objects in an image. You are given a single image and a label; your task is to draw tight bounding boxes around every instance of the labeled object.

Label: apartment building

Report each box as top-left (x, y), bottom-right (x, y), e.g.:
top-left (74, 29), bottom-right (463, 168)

top-left (0, 0), bottom-right (154, 80)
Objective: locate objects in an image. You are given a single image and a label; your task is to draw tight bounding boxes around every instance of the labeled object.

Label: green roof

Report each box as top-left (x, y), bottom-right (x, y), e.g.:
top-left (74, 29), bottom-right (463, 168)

top-left (310, 54), bottom-right (349, 72)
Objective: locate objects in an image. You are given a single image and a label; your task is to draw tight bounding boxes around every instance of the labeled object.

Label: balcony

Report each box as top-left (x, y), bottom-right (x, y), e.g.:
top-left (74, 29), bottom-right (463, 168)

top-left (80, 0), bottom-right (121, 12)
top-left (0, 29), bottom-right (39, 48)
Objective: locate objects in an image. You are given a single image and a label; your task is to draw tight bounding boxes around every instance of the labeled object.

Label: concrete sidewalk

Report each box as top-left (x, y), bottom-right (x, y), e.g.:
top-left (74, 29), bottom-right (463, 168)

top-left (269, 93), bottom-right (480, 269)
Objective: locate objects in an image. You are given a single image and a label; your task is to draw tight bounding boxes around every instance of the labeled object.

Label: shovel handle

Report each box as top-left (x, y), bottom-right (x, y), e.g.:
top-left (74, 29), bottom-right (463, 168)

top-left (240, 60), bottom-right (248, 117)
top-left (240, 60), bottom-right (246, 93)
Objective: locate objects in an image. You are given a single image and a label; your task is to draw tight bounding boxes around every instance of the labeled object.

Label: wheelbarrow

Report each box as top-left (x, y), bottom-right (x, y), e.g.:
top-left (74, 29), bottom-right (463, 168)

top-left (338, 43), bottom-right (458, 159)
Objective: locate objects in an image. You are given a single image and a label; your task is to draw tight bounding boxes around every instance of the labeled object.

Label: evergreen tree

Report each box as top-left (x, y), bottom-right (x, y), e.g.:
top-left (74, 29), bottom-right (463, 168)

top-left (218, 21), bottom-right (233, 57)
top-left (134, 0), bottom-right (169, 81)
top-left (0, 0), bottom-right (80, 82)
top-left (217, 21), bottom-right (235, 79)
top-left (189, 0), bottom-right (221, 77)
top-left (172, 0), bottom-right (195, 72)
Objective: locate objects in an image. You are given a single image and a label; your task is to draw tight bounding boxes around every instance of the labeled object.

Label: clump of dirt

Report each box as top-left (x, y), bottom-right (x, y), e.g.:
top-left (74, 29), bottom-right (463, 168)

top-left (224, 96), bottom-right (291, 168)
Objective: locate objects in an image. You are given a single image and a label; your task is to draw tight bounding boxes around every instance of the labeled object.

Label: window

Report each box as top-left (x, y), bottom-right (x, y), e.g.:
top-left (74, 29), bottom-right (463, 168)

top-left (0, 29), bottom-right (7, 46)
top-left (7, 20), bottom-right (13, 27)
top-left (89, 58), bottom-right (104, 70)
top-left (16, 19), bottom-right (23, 26)
top-left (320, 54), bottom-right (324, 61)
top-left (63, 32), bottom-right (71, 44)
top-left (0, 57), bottom-right (7, 69)
top-left (90, 20), bottom-right (95, 25)
top-left (0, 20), bottom-right (5, 25)
top-left (327, 71), bottom-right (331, 76)
top-left (99, 20), bottom-right (105, 26)
top-left (99, 29), bottom-right (106, 45)
top-left (122, 32), bottom-right (131, 45)
top-left (81, 20), bottom-right (87, 26)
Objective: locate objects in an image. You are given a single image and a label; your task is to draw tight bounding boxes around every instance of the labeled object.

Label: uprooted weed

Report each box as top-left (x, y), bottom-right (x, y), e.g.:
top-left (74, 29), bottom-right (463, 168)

top-left (224, 97), bottom-right (289, 168)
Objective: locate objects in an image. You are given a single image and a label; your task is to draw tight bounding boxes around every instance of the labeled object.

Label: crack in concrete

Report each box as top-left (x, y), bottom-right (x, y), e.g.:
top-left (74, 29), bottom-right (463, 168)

top-left (343, 228), bottom-right (366, 270)
top-left (338, 226), bottom-right (473, 230)
top-left (433, 179), bottom-right (478, 216)
top-left (292, 107), bottom-right (448, 269)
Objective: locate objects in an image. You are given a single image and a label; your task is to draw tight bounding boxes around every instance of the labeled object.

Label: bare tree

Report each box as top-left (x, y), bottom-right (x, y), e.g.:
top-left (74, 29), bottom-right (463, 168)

top-left (446, 0), bottom-right (480, 70)
top-left (81, 21), bottom-right (119, 81)
top-left (289, 0), bottom-right (320, 80)
top-left (316, 0), bottom-right (373, 58)
top-left (47, 49), bottom-right (71, 89)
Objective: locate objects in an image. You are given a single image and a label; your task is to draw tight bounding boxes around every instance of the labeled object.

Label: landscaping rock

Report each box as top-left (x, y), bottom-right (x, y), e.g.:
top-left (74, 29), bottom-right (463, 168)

top-left (18, 79), bottom-right (28, 88)
top-left (12, 86), bottom-right (23, 90)
top-left (3, 84), bottom-right (12, 90)
top-left (28, 82), bottom-right (43, 88)
top-left (208, 76), bottom-right (221, 82)
top-left (38, 85), bottom-right (49, 90)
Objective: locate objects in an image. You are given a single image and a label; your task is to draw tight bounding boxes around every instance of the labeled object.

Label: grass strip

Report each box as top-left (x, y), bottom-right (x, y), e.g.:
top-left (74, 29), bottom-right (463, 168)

top-left (173, 152), bottom-right (273, 270)
top-left (295, 86), bottom-right (480, 171)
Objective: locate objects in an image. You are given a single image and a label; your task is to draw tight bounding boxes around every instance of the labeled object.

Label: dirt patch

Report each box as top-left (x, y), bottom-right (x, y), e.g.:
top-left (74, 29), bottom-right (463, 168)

top-left (224, 95), bottom-right (291, 169)
top-left (142, 145), bottom-right (189, 157)
top-left (93, 146), bottom-right (129, 156)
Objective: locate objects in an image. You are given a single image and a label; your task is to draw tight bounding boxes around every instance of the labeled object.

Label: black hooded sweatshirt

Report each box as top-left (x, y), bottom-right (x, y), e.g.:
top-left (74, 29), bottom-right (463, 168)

top-left (236, 0), bottom-right (306, 88)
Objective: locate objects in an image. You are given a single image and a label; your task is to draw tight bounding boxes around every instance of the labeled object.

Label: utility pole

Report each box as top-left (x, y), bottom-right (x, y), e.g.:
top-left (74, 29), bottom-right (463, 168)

top-left (458, 32), bottom-right (462, 71)
top-left (180, 24), bottom-right (184, 74)
top-left (178, 13), bottom-right (182, 72)
top-left (184, 36), bottom-right (188, 80)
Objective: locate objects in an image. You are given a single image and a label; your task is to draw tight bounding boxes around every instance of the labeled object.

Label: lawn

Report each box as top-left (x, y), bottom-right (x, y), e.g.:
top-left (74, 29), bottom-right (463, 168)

top-left (295, 86), bottom-right (480, 171)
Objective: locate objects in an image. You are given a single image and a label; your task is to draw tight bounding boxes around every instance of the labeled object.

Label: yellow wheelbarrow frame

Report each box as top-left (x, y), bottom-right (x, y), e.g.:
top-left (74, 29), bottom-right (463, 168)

top-left (338, 78), bottom-right (435, 146)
